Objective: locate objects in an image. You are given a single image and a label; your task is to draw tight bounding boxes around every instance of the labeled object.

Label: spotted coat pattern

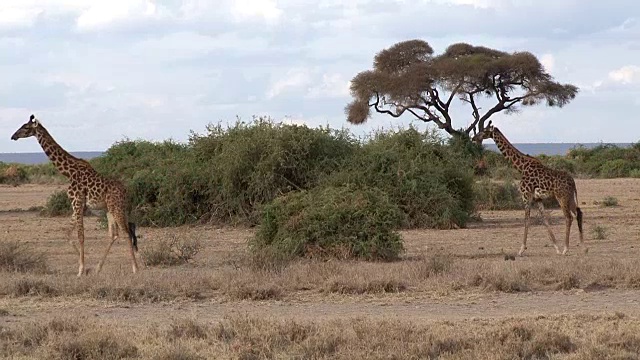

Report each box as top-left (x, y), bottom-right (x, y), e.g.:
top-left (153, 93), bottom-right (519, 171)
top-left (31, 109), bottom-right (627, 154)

top-left (474, 124), bottom-right (585, 256)
top-left (11, 115), bottom-right (139, 276)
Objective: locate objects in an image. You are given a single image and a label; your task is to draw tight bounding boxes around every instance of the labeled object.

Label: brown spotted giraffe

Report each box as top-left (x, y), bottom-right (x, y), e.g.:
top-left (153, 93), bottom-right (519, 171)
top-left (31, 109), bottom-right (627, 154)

top-left (11, 114), bottom-right (139, 276)
top-left (473, 121), bottom-right (585, 256)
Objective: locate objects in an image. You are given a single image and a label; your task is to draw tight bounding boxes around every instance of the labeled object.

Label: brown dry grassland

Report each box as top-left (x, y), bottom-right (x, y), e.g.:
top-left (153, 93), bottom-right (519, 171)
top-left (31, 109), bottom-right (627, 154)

top-left (1, 179), bottom-right (640, 359)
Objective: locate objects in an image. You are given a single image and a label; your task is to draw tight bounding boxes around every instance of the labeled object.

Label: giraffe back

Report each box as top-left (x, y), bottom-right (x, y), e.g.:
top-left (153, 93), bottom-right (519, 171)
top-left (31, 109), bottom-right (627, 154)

top-left (520, 161), bottom-right (576, 201)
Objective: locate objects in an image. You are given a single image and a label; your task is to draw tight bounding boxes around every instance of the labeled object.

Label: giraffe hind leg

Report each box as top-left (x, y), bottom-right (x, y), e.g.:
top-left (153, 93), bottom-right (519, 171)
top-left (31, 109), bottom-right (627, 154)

top-left (536, 201), bottom-right (561, 255)
top-left (96, 212), bottom-right (119, 274)
top-left (115, 213), bottom-right (139, 274)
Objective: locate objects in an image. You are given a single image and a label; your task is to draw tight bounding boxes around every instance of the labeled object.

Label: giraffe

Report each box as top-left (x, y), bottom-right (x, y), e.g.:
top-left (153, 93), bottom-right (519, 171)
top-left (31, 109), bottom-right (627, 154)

top-left (11, 114), bottom-right (139, 276)
top-left (473, 121), bottom-right (585, 256)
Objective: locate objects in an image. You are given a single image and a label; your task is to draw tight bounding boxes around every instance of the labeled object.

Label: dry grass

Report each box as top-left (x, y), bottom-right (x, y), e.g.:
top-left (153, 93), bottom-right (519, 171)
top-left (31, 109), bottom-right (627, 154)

top-left (1, 314), bottom-right (639, 359)
top-left (3, 180), bottom-right (640, 359)
top-left (2, 253), bottom-right (640, 303)
top-left (0, 241), bottom-right (48, 274)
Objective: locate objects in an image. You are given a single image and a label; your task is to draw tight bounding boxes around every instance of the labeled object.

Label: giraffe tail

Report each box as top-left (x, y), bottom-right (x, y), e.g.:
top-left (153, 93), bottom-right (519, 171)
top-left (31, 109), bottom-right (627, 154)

top-left (127, 222), bottom-right (138, 252)
top-left (574, 188), bottom-right (583, 236)
top-left (576, 207), bottom-right (583, 235)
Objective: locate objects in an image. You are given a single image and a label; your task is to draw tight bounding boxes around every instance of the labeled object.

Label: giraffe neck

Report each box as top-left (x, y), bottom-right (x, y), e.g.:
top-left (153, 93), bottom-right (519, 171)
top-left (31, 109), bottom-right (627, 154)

top-left (491, 128), bottom-right (530, 173)
top-left (34, 125), bottom-right (76, 178)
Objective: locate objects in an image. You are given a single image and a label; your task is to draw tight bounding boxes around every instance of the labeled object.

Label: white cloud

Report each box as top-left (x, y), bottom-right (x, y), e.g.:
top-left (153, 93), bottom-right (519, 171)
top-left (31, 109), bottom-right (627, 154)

top-left (441, 0), bottom-right (499, 8)
top-left (609, 65), bottom-right (640, 84)
top-left (0, 7), bottom-right (42, 29)
top-left (75, 0), bottom-right (165, 31)
top-left (307, 73), bottom-right (350, 99)
top-left (231, 0), bottom-right (282, 23)
top-left (266, 68), bottom-right (312, 99)
top-left (1, 0), bottom-right (640, 152)
top-left (540, 53), bottom-right (555, 73)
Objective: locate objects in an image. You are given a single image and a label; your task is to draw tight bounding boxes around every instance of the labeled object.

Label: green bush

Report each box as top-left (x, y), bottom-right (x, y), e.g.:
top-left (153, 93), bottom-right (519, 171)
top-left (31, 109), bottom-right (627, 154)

top-left (190, 118), bottom-right (357, 224)
top-left (599, 159), bottom-right (633, 178)
top-left (252, 185), bottom-right (405, 261)
top-left (474, 180), bottom-right (523, 211)
top-left (0, 163), bottom-right (28, 186)
top-left (323, 127), bottom-right (476, 229)
top-left (84, 119), bottom-right (482, 230)
top-left (92, 118), bottom-right (357, 227)
top-left (567, 143), bottom-right (640, 178)
top-left (539, 155), bottom-right (576, 174)
top-left (40, 190), bottom-right (72, 217)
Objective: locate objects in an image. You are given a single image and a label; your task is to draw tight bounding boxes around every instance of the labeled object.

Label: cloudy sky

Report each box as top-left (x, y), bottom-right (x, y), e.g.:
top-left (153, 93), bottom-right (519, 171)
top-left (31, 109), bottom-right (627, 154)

top-left (0, 0), bottom-right (638, 152)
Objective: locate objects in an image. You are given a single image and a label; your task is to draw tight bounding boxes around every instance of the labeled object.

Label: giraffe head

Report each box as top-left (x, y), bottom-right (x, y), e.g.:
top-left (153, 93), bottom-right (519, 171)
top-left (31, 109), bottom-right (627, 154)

top-left (472, 120), bottom-right (497, 143)
top-left (11, 114), bottom-right (41, 141)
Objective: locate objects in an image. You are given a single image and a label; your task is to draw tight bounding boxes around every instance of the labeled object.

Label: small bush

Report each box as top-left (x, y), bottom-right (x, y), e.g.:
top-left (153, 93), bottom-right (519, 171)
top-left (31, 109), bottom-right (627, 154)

top-left (41, 190), bottom-right (71, 217)
top-left (600, 196), bottom-right (619, 207)
top-left (592, 225), bottom-right (609, 240)
top-left (142, 235), bottom-right (202, 267)
top-left (0, 241), bottom-right (48, 273)
top-left (252, 185), bottom-right (405, 261)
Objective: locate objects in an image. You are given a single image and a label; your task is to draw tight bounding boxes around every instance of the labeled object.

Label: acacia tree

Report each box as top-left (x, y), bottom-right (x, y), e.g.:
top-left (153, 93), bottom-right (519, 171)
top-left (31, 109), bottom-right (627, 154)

top-left (346, 40), bottom-right (579, 143)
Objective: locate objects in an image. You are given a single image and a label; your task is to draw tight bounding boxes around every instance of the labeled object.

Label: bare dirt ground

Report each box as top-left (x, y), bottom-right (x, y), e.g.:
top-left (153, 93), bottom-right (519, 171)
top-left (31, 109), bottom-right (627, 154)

top-left (1, 178), bottom-right (640, 330)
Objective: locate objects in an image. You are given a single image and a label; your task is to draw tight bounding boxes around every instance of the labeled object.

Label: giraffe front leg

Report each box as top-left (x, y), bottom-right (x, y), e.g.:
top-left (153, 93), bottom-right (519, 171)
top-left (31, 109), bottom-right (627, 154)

top-left (519, 201), bottom-right (532, 256)
top-left (71, 199), bottom-right (86, 277)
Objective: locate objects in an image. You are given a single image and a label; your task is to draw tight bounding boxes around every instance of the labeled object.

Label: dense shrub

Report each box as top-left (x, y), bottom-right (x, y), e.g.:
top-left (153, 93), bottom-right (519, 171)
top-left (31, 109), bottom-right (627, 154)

top-left (190, 118), bottom-right (357, 224)
top-left (474, 180), bottom-right (522, 211)
top-left (92, 139), bottom-right (211, 226)
top-left (567, 143), bottom-right (640, 178)
top-left (479, 143), bottom-right (640, 179)
top-left (538, 155), bottom-right (576, 174)
top-left (92, 118), bottom-right (357, 226)
top-left (0, 163), bottom-right (28, 186)
top-left (252, 185), bottom-right (405, 261)
top-left (323, 127), bottom-right (476, 229)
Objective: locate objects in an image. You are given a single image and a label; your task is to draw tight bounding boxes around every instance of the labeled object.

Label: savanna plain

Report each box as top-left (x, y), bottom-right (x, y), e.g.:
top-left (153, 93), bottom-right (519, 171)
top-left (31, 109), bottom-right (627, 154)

top-left (1, 179), bottom-right (640, 359)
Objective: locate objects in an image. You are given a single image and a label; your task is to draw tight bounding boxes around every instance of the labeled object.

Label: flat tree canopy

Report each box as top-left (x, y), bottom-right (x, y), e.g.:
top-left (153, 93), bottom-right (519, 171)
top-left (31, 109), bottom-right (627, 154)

top-left (346, 40), bottom-right (578, 142)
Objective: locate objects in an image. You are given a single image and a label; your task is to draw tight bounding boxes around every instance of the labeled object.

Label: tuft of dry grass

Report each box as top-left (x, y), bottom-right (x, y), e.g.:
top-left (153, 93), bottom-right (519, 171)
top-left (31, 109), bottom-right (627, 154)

top-left (142, 234), bottom-right (202, 267)
top-left (4, 314), bottom-right (639, 359)
top-left (0, 317), bottom-right (138, 360)
top-left (0, 241), bottom-right (48, 274)
top-left (3, 254), bottom-right (640, 303)
top-left (592, 225), bottom-right (609, 240)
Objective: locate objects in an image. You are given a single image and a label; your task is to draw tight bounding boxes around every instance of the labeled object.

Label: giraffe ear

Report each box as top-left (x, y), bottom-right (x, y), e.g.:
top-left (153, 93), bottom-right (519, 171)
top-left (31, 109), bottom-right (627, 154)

top-left (33, 119), bottom-right (40, 127)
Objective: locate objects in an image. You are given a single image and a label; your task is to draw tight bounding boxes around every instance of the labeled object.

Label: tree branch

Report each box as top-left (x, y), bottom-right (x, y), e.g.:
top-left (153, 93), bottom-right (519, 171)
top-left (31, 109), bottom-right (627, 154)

top-left (445, 82), bottom-right (463, 108)
top-left (464, 92), bottom-right (482, 134)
